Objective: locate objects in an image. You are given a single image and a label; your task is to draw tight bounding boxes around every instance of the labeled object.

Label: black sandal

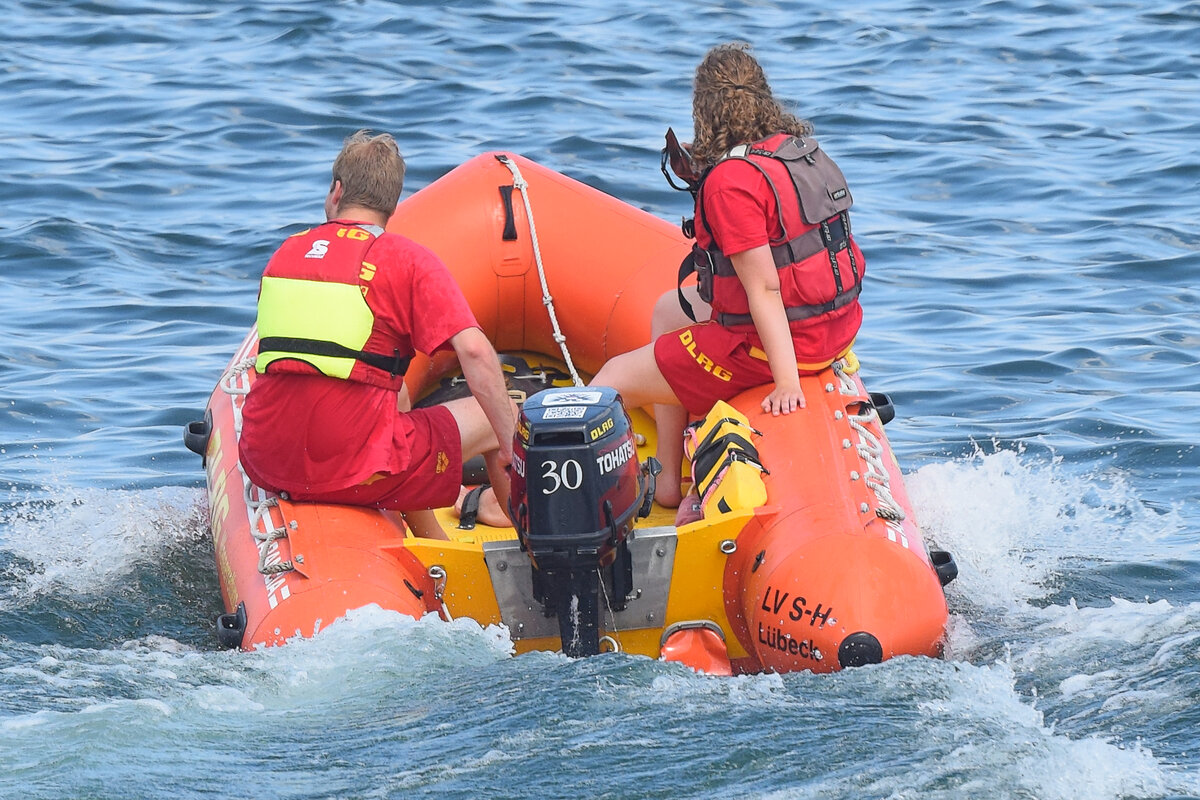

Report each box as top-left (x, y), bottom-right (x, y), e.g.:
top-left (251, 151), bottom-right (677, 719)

top-left (456, 484), bottom-right (490, 530)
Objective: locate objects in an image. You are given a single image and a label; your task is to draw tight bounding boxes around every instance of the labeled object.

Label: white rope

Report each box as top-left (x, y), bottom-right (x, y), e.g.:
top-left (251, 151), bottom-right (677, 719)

top-left (249, 495), bottom-right (295, 575)
top-left (217, 354), bottom-right (298, 574)
top-left (835, 363), bottom-right (908, 527)
top-left (596, 565), bottom-right (624, 653)
top-left (220, 357), bottom-right (256, 396)
top-left (495, 154), bottom-right (584, 388)
top-left (220, 357), bottom-right (256, 436)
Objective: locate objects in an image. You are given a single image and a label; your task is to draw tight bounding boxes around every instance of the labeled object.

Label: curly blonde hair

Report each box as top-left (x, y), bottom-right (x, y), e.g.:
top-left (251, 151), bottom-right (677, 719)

top-left (690, 43), bottom-right (813, 169)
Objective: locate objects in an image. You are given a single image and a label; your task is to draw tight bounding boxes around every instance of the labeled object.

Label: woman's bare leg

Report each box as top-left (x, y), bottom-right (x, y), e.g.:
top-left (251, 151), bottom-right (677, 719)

top-left (652, 402), bottom-right (689, 507)
top-left (590, 343), bottom-right (690, 507)
top-left (647, 287), bottom-right (710, 506)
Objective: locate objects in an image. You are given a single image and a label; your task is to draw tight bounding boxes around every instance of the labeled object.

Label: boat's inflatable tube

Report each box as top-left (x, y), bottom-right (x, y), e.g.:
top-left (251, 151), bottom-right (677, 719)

top-left (200, 334), bottom-right (442, 649)
top-left (387, 153), bottom-right (688, 397)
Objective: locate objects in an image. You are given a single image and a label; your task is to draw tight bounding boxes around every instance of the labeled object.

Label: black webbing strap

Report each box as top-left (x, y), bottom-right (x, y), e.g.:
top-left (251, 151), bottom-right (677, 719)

top-left (693, 431), bottom-right (760, 493)
top-left (688, 416), bottom-right (762, 460)
top-left (676, 250), bottom-right (700, 322)
top-left (841, 211), bottom-right (860, 284)
top-left (714, 282), bottom-right (862, 328)
top-left (820, 219), bottom-right (845, 294)
top-left (702, 224), bottom-right (840, 279)
top-left (456, 484), bottom-right (488, 530)
top-left (696, 442), bottom-right (767, 500)
top-left (258, 336), bottom-right (412, 376)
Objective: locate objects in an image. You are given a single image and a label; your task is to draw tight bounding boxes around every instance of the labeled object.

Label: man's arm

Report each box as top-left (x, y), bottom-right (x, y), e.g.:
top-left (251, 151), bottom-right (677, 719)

top-left (449, 327), bottom-right (515, 462)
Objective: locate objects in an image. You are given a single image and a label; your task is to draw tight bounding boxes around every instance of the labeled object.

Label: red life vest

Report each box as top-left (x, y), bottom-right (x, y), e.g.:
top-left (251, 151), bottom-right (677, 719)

top-left (683, 133), bottom-right (865, 331)
top-left (255, 220), bottom-right (411, 391)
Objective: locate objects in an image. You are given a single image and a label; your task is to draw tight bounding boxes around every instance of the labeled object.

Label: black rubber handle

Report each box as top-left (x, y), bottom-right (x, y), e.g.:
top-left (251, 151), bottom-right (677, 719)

top-left (498, 185), bottom-right (518, 241)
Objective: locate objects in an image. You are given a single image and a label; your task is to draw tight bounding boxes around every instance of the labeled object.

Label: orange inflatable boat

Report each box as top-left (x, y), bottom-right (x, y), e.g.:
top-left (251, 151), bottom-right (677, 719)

top-left (185, 152), bottom-right (957, 674)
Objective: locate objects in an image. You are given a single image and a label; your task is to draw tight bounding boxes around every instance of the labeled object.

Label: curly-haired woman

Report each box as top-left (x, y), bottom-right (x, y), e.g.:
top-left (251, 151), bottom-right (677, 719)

top-left (593, 43), bottom-right (867, 515)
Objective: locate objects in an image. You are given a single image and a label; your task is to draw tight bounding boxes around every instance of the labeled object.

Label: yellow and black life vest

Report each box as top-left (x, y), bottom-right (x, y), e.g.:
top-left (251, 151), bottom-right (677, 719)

top-left (255, 221), bottom-right (410, 389)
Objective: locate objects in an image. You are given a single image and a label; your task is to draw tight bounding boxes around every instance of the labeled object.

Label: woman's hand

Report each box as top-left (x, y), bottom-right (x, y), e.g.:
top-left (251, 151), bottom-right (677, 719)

top-left (730, 246), bottom-right (807, 417)
top-left (762, 383), bottom-right (805, 415)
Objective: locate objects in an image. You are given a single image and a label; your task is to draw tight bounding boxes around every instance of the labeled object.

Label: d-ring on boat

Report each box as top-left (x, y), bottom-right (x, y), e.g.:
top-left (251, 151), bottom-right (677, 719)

top-left (185, 151), bottom-right (957, 674)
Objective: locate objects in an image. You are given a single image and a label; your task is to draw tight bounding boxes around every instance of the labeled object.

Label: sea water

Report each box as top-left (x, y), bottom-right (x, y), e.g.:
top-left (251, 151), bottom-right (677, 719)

top-left (2, 1), bottom-right (1198, 798)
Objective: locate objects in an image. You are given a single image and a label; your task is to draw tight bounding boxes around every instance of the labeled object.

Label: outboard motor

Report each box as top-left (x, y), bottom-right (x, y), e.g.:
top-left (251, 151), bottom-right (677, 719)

top-left (509, 386), bottom-right (658, 657)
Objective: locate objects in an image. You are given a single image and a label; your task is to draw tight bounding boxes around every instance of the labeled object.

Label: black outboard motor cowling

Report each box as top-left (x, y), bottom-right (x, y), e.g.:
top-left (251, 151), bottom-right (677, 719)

top-left (509, 386), bottom-right (656, 657)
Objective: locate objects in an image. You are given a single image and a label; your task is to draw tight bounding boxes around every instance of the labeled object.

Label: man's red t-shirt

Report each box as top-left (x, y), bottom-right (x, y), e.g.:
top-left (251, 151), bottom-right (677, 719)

top-left (238, 230), bottom-right (479, 494)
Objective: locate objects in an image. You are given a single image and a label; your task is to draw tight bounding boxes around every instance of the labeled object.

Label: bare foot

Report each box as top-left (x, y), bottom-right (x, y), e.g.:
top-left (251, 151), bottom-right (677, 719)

top-left (453, 485), bottom-right (512, 528)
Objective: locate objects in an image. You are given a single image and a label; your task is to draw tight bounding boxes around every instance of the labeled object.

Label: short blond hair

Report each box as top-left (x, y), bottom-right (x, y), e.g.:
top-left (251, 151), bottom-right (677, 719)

top-left (330, 130), bottom-right (406, 215)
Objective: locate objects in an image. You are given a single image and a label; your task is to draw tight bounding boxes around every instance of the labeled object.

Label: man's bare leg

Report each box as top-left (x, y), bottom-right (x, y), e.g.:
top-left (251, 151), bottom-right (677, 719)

top-left (402, 508), bottom-right (449, 540)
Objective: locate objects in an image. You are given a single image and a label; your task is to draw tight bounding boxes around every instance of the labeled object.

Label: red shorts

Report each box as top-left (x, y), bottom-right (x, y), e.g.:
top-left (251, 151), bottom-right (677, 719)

top-left (284, 406), bottom-right (464, 510)
top-left (654, 322), bottom-right (775, 417)
top-left (654, 322), bottom-right (847, 418)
